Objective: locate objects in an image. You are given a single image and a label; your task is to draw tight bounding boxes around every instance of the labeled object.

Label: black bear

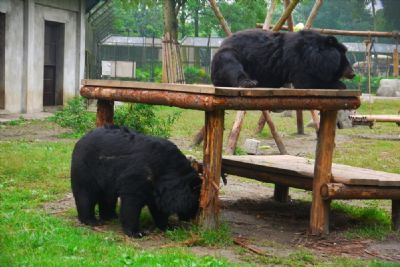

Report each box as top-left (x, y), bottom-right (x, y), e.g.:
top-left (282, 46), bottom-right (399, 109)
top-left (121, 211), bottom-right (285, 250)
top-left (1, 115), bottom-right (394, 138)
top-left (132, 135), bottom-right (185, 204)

top-left (71, 126), bottom-right (201, 238)
top-left (211, 29), bottom-right (355, 89)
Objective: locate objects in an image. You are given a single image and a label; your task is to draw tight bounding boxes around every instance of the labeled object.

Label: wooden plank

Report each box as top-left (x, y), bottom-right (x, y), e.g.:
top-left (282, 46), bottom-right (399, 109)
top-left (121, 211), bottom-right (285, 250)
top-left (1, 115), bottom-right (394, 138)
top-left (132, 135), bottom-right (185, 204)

top-left (350, 114), bottom-right (400, 123)
top-left (222, 155), bottom-right (400, 187)
top-left (310, 110), bottom-right (337, 235)
top-left (222, 164), bottom-right (312, 190)
top-left (222, 155), bottom-right (315, 179)
top-left (231, 88), bottom-right (361, 97)
top-left (82, 79), bottom-right (361, 98)
top-left (82, 79), bottom-right (227, 95)
top-left (199, 110), bottom-right (224, 229)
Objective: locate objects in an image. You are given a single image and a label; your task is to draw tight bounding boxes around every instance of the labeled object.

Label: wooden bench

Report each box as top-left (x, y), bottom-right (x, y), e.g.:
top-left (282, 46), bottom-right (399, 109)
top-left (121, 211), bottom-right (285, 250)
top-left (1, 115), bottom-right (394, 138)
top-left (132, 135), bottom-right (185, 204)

top-left (222, 155), bottom-right (400, 231)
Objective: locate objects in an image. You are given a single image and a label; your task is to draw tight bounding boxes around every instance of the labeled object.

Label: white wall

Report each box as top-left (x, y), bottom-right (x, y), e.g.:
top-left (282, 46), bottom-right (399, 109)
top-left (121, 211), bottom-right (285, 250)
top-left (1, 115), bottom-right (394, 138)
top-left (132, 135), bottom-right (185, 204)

top-left (1, 0), bottom-right (24, 113)
top-left (0, 0), bottom-right (85, 113)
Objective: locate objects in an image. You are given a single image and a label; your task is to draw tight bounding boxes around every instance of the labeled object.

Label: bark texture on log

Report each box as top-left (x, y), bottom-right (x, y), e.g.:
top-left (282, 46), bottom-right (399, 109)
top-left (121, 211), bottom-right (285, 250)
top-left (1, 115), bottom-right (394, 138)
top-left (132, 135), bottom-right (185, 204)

top-left (199, 110), bottom-right (224, 229)
top-left (96, 100), bottom-right (114, 127)
top-left (310, 110), bottom-right (337, 235)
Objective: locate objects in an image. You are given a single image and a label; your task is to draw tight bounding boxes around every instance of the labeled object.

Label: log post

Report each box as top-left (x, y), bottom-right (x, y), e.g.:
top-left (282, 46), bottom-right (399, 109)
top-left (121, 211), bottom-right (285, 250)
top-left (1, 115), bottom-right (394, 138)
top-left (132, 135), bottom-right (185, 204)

top-left (393, 200), bottom-right (400, 231)
top-left (310, 110), bottom-right (337, 235)
top-left (393, 47), bottom-right (398, 77)
top-left (199, 110), bottom-right (224, 229)
top-left (225, 111), bottom-right (246, 155)
top-left (96, 100), bottom-right (114, 127)
top-left (296, 110), bottom-right (304, 134)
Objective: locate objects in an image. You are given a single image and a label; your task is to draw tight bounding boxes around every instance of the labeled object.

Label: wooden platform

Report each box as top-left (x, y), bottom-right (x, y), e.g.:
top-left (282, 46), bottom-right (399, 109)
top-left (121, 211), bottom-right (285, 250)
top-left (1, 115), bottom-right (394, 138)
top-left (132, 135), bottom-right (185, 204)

top-left (81, 79), bottom-right (363, 234)
top-left (223, 155), bottom-right (400, 187)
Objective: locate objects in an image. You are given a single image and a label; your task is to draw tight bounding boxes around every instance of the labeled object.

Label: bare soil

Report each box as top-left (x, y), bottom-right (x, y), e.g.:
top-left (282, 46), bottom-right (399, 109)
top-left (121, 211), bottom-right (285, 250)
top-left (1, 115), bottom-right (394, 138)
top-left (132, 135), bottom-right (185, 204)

top-left (2, 120), bottom-right (399, 264)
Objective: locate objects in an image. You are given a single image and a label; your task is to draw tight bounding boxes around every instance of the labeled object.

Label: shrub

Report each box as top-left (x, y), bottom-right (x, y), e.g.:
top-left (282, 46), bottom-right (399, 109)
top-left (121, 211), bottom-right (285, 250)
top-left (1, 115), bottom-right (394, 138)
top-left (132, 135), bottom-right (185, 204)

top-left (114, 103), bottom-right (181, 138)
top-left (343, 75), bottom-right (399, 94)
top-left (184, 66), bottom-right (211, 84)
top-left (49, 97), bottom-right (95, 134)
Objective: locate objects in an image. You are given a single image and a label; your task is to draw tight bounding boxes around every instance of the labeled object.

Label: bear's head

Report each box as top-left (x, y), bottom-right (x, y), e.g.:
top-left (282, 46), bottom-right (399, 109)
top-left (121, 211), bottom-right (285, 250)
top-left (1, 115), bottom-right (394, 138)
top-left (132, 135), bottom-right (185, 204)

top-left (298, 31), bottom-right (355, 86)
top-left (325, 35), bottom-right (355, 80)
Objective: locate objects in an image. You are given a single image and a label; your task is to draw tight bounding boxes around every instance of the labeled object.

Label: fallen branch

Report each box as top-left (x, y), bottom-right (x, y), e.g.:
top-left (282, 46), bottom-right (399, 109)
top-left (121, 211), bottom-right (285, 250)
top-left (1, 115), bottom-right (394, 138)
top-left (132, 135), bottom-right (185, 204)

top-left (233, 237), bottom-right (265, 256)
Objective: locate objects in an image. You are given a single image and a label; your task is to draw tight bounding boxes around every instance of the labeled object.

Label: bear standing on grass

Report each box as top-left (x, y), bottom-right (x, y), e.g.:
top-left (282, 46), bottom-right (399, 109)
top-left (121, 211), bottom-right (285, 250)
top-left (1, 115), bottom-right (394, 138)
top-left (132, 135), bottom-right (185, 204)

top-left (71, 126), bottom-right (201, 238)
top-left (211, 29), bottom-right (355, 89)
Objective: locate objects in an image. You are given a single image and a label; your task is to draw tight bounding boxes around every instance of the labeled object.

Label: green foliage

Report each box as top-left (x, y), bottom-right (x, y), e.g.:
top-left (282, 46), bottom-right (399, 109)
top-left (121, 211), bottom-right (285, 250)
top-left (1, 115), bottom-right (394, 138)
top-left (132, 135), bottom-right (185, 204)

top-left (1, 116), bottom-right (27, 126)
top-left (135, 66), bottom-right (162, 82)
top-left (184, 66), bottom-right (211, 84)
top-left (166, 223), bottom-right (232, 247)
top-left (114, 104), bottom-right (181, 138)
top-left (48, 97), bottom-right (95, 134)
top-left (331, 201), bottom-right (394, 240)
top-left (343, 75), bottom-right (399, 94)
top-left (0, 141), bottom-right (235, 267)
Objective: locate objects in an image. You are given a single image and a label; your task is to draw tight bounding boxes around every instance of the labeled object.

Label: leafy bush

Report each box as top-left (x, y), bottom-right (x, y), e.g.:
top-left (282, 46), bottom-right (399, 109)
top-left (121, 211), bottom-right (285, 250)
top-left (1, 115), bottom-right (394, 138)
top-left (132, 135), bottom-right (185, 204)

top-left (114, 103), bottom-right (181, 138)
top-left (343, 75), bottom-right (399, 94)
top-left (135, 65), bottom-right (211, 84)
top-left (49, 97), bottom-right (95, 134)
top-left (184, 66), bottom-right (211, 84)
top-left (135, 66), bottom-right (162, 82)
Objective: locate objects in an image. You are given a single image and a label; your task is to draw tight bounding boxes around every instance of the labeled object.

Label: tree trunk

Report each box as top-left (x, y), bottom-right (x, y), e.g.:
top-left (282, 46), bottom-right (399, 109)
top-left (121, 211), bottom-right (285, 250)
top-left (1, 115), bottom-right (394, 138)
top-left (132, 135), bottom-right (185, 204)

top-left (162, 0), bottom-right (185, 83)
top-left (263, 0), bottom-right (276, 30)
top-left (208, 0), bottom-right (232, 36)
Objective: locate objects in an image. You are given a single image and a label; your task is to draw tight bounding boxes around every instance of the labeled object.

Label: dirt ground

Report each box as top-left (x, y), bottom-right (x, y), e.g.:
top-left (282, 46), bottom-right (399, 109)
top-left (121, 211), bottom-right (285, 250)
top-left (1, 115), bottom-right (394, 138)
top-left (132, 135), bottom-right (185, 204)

top-left (2, 120), bottom-right (400, 264)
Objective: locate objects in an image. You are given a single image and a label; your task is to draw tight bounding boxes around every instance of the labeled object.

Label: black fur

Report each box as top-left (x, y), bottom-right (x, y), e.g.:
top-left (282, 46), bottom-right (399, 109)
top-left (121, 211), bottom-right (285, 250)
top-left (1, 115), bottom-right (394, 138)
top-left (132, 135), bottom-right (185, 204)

top-left (71, 126), bottom-right (201, 238)
top-left (211, 29), bottom-right (355, 89)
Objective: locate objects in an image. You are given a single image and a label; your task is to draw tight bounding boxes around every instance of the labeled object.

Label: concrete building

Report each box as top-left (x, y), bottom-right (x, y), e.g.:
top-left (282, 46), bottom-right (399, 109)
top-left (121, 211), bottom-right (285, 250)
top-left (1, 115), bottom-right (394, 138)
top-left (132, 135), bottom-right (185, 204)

top-left (0, 0), bottom-right (86, 114)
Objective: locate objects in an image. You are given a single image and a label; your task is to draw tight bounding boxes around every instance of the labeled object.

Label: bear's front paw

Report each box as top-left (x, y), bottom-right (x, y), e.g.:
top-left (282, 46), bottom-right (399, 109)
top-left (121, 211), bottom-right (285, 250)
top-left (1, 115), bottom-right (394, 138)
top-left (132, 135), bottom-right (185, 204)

top-left (238, 79), bottom-right (258, 88)
top-left (123, 229), bottom-right (147, 238)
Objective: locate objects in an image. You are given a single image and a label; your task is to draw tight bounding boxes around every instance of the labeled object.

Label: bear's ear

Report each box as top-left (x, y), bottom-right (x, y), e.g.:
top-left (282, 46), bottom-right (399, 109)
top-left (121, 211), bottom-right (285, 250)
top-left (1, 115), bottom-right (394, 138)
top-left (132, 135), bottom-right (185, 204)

top-left (326, 36), bottom-right (338, 46)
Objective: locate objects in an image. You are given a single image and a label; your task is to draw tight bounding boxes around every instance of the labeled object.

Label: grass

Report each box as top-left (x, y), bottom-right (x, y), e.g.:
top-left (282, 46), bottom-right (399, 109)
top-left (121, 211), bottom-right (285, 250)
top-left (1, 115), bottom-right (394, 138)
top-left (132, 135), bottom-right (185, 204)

top-left (1, 99), bottom-right (400, 266)
top-left (0, 141), bottom-right (236, 267)
top-left (165, 222), bottom-right (232, 247)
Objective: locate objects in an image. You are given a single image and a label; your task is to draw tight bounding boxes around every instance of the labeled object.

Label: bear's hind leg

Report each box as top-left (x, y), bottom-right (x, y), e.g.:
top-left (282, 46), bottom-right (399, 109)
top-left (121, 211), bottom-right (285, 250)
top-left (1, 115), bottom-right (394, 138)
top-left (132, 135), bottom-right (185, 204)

top-left (99, 193), bottom-right (118, 221)
top-left (212, 49), bottom-right (257, 87)
top-left (73, 190), bottom-right (100, 226)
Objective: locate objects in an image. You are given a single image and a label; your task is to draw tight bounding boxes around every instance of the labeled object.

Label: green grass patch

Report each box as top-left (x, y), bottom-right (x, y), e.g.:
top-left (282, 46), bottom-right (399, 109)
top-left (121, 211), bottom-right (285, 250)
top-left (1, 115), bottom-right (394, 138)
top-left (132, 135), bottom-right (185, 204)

top-left (332, 202), bottom-right (395, 240)
top-left (0, 141), bottom-right (238, 267)
top-left (166, 223), bottom-right (232, 247)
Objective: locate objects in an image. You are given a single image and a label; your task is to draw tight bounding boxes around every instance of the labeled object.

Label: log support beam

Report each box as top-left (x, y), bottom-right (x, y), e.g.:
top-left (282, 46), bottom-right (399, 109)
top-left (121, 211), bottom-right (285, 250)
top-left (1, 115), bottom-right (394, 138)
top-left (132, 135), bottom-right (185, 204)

top-left (96, 100), bottom-right (114, 127)
top-left (393, 200), bottom-right (400, 231)
top-left (199, 110), bottom-right (224, 229)
top-left (309, 110), bottom-right (337, 235)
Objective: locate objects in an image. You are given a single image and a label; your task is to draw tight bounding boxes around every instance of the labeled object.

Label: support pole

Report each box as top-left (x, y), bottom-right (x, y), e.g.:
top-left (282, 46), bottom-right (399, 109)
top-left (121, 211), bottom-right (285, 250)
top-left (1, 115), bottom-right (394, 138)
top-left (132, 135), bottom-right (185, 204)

top-left (225, 111), bottom-right (246, 155)
top-left (310, 110), bottom-right (337, 235)
top-left (96, 100), bottom-right (114, 127)
top-left (393, 200), bottom-right (400, 231)
top-left (199, 110), bottom-right (224, 229)
top-left (393, 47), bottom-right (399, 77)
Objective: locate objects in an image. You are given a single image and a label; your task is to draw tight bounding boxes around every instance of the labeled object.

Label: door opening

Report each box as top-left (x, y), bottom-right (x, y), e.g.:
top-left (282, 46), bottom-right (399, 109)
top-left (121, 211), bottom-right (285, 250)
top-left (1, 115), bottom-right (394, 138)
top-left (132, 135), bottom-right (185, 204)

top-left (43, 21), bottom-right (64, 106)
top-left (0, 13), bottom-right (5, 109)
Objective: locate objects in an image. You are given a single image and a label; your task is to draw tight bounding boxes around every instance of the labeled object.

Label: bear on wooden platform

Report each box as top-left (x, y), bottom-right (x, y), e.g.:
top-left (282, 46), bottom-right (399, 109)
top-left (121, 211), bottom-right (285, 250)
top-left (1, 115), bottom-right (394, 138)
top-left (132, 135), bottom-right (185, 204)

top-left (71, 126), bottom-right (201, 238)
top-left (211, 29), bottom-right (355, 89)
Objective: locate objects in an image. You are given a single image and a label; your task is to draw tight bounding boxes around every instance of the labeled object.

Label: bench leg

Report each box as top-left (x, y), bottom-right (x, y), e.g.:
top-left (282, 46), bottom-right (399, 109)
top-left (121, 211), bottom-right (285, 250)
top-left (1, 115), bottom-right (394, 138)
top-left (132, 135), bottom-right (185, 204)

top-left (199, 110), bottom-right (224, 230)
top-left (96, 100), bottom-right (114, 127)
top-left (393, 200), bottom-right (400, 231)
top-left (310, 110), bottom-right (337, 235)
top-left (274, 184), bottom-right (289, 202)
